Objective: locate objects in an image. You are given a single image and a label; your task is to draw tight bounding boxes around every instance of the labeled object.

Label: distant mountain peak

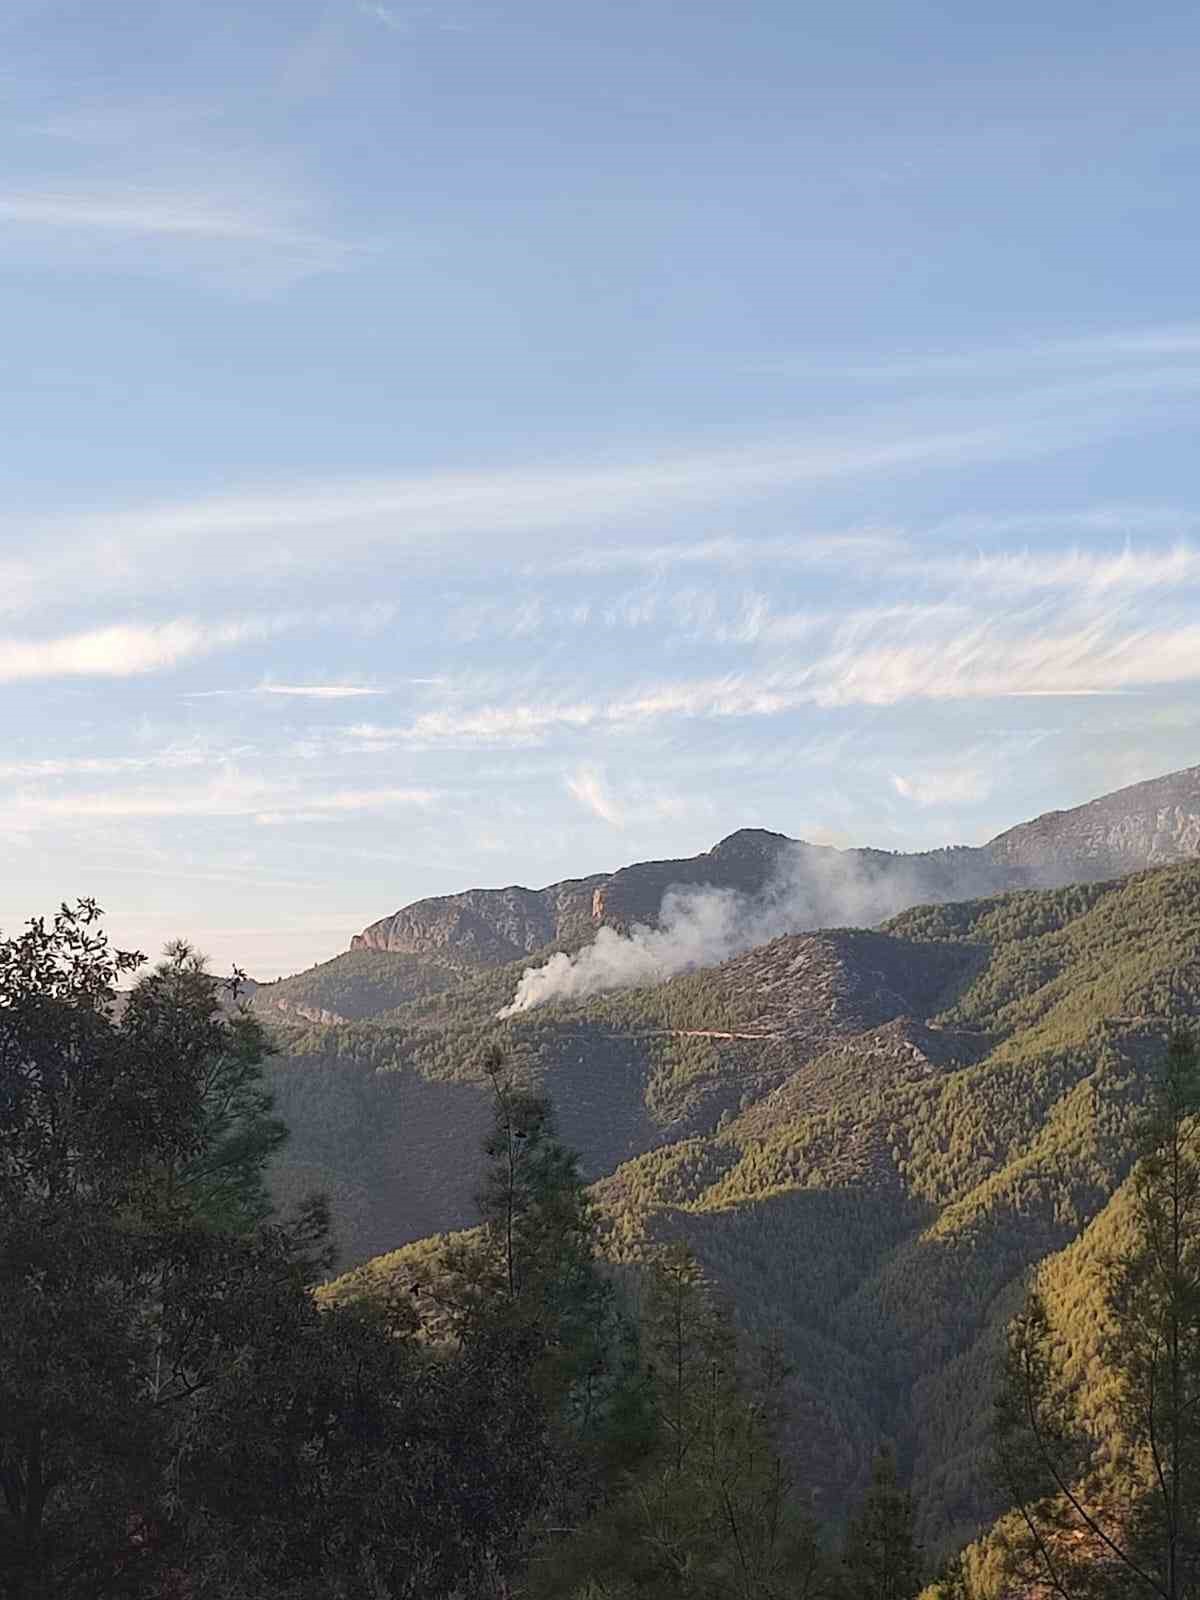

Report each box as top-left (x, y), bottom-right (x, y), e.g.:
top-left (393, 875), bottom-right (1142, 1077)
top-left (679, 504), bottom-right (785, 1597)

top-left (705, 827), bottom-right (798, 860)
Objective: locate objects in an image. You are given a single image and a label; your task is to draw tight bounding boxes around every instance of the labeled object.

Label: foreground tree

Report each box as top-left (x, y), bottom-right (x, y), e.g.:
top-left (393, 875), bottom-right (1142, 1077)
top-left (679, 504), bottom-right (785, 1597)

top-left (0, 908), bottom-right (577, 1599)
top-left (840, 1446), bottom-right (922, 1600)
top-left (122, 938), bottom-right (287, 1228)
top-left (0, 904), bottom-right (323, 1596)
top-left (994, 1026), bottom-right (1200, 1600)
top-left (526, 1242), bottom-right (826, 1600)
top-left (172, 1281), bottom-right (551, 1600)
top-left (415, 1048), bottom-right (650, 1572)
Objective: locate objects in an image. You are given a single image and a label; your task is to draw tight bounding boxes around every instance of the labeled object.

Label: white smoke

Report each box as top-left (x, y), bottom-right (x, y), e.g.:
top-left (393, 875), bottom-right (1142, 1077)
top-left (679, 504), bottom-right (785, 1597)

top-left (497, 885), bottom-right (766, 1016)
top-left (496, 842), bottom-right (968, 1017)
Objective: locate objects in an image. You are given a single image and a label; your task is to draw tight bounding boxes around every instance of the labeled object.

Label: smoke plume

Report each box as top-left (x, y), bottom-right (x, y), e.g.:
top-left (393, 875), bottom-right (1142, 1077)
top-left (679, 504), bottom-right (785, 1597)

top-left (496, 842), bottom-right (986, 1017)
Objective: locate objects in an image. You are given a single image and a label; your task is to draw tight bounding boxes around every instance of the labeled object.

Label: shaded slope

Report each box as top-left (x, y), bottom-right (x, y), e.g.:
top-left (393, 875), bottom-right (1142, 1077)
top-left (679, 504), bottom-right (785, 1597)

top-left (266, 926), bottom-right (979, 1262)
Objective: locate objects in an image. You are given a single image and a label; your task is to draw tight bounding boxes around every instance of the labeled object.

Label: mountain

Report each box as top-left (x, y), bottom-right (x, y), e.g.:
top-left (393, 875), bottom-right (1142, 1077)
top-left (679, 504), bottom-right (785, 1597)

top-left (252, 765), bottom-right (1200, 1030)
top-left (343, 827), bottom-right (1006, 963)
top-left (265, 859), bottom-right (1200, 1554)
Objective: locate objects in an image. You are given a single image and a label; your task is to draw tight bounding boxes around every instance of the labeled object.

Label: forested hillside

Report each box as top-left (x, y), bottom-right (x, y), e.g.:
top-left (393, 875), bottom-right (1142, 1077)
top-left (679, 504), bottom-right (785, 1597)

top-left (268, 862), bottom-right (1200, 1553)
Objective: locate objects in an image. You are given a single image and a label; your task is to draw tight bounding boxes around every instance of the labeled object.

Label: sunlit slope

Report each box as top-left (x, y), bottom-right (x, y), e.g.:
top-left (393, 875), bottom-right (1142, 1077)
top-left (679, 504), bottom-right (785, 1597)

top-left (290, 863), bottom-right (1200, 1542)
top-left (251, 946), bottom-right (471, 1023)
top-left (266, 926), bottom-right (975, 1261)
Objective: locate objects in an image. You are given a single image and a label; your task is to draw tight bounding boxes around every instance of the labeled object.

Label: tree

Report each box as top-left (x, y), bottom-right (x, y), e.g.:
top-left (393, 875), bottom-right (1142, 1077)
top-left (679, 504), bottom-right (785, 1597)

top-left (841, 1446), bottom-right (922, 1600)
top-left (425, 1051), bottom-right (645, 1516)
top-left (169, 1278), bottom-right (551, 1600)
top-left (994, 1026), bottom-right (1200, 1600)
top-left (2, 909), bottom-right (654, 1599)
top-left (0, 904), bottom-right (321, 1597)
top-left (121, 940), bottom-right (287, 1229)
top-left (526, 1242), bottom-right (826, 1600)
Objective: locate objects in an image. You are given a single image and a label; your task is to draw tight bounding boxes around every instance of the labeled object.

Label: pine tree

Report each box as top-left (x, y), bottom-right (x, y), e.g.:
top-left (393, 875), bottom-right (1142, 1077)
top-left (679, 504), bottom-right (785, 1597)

top-left (841, 1446), bottom-right (922, 1600)
top-left (527, 1242), bottom-right (826, 1600)
top-left (414, 1048), bottom-right (647, 1574)
top-left (121, 940), bottom-right (287, 1229)
top-left (0, 907), bottom-right (565, 1600)
top-left (0, 905), bottom-right (325, 1597)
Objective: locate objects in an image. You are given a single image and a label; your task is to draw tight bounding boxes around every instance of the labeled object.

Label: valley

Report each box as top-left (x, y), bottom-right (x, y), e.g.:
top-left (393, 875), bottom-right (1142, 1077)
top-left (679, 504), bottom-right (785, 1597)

top-left (255, 763), bottom-right (1200, 1558)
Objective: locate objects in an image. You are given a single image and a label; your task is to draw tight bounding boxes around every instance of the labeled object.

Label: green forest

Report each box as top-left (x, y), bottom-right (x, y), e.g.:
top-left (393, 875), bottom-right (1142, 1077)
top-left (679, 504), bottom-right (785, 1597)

top-left (5, 867), bottom-right (1200, 1595)
top-left (257, 865), bottom-right (1200, 1545)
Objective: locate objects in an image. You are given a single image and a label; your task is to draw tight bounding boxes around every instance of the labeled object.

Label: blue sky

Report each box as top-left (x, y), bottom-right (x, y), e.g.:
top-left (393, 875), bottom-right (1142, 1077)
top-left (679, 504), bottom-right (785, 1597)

top-left (2, 0), bottom-right (1199, 977)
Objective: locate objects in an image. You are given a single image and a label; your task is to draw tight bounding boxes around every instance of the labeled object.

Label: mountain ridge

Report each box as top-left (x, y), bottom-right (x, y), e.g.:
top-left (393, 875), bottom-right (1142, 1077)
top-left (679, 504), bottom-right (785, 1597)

top-left (253, 763), bottom-right (1200, 1026)
top-left (348, 763), bottom-right (1200, 962)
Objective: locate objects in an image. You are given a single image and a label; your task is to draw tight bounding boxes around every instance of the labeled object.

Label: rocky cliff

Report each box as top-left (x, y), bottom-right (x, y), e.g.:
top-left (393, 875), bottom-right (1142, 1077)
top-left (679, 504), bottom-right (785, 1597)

top-left (350, 877), bottom-right (605, 963)
top-left (984, 761), bottom-right (1200, 877)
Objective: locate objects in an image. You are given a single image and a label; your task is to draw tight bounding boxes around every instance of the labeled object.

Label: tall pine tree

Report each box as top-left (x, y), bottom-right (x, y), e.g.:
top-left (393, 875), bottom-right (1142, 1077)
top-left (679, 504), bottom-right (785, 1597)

top-left (841, 1446), bottom-right (922, 1600)
top-left (527, 1242), bottom-right (826, 1600)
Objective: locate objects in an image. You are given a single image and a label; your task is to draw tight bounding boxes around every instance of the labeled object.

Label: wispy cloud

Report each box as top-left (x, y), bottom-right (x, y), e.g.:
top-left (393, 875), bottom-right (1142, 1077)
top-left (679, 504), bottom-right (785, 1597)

top-left (360, 2), bottom-right (407, 29)
top-left (927, 542), bottom-right (1200, 596)
top-left (564, 764), bottom-right (695, 829)
top-left (0, 774), bottom-right (438, 830)
top-left (890, 766), bottom-right (995, 808)
top-left (787, 606), bottom-right (1200, 707)
top-left (545, 531), bottom-right (903, 576)
top-left (30, 102), bottom-right (216, 147)
top-left (0, 748), bottom-right (217, 781)
top-left (0, 606), bottom-right (394, 684)
top-left (402, 700), bottom-right (600, 747)
top-left (3, 395), bottom-right (1163, 621)
top-left (250, 786), bottom-right (439, 823)
top-left (342, 596), bottom-right (1200, 749)
top-left (450, 541), bottom-right (1200, 651)
top-left (0, 618), bottom-right (280, 683)
top-left (927, 504), bottom-right (1198, 541)
top-left (257, 683), bottom-right (387, 699)
top-left (358, 2), bottom-right (470, 33)
top-left (7, 349), bottom-right (1200, 625)
top-left (566, 765), bottom-right (625, 826)
top-left (800, 323), bottom-right (1200, 382)
top-left (0, 188), bottom-right (334, 246)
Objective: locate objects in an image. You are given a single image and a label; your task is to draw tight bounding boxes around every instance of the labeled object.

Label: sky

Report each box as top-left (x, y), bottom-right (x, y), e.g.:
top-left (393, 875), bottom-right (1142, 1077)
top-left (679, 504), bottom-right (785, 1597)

top-left (1, 0), bottom-right (1199, 978)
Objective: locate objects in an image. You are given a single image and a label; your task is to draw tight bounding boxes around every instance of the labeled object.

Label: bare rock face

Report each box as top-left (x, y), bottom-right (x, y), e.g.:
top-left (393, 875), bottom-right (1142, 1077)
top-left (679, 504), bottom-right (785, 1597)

top-left (346, 764), bottom-right (1200, 969)
top-left (351, 833), bottom-right (797, 962)
top-left (350, 879), bottom-right (603, 961)
top-left (984, 764), bottom-right (1200, 880)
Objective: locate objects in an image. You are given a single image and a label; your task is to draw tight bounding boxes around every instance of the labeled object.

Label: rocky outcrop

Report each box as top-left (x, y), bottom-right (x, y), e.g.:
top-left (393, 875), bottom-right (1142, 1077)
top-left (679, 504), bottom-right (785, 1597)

top-left (350, 833), bottom-right (796, 960)
top-left (351, 880), bottom-right (603, 961)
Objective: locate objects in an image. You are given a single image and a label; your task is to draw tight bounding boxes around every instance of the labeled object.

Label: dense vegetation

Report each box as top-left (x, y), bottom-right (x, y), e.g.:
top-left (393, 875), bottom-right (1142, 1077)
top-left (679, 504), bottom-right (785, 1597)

top-left (7, 877), bottom-right (1200, 1597)
top-left (0, 902), bottom-right (913, 1598)
top-left (251, 946), bottom-right (471, 1023)
top-left (283, 864), bottom-right (1200, 1554)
